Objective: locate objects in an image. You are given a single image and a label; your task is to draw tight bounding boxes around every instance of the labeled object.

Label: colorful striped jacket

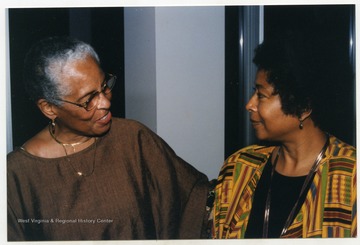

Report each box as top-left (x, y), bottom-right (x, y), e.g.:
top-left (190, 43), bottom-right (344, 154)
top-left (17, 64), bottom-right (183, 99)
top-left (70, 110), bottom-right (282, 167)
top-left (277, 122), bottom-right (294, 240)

top-left (212, 135), bottom-right (356, 238)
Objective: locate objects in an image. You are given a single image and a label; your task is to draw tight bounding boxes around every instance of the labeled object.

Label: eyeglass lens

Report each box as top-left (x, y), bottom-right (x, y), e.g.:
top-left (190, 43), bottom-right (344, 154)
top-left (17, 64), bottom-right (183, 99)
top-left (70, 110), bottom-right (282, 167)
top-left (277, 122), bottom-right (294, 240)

top-left (85, 75), bottom-right (116, 110)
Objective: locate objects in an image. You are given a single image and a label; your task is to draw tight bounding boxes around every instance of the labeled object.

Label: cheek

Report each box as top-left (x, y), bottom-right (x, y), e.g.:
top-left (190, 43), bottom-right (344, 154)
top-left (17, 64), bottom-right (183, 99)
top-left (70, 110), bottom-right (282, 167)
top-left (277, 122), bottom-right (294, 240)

top-left (258, 102), bottom-right (282, 119)
top-left (66, 109), bottom-right (96, 125)
top-left (258, 102), bottom-right (294, 130)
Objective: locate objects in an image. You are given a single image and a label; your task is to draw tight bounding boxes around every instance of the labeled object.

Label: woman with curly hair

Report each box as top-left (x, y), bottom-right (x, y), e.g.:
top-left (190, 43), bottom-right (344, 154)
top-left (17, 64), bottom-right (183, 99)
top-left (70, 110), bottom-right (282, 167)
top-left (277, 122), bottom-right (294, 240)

top-left (212, 32), bottom-right (356, 238)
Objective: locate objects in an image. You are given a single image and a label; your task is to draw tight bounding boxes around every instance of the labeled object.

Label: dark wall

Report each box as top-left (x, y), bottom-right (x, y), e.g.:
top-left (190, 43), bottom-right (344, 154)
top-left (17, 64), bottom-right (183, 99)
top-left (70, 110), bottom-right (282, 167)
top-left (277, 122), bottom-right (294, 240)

top-left (9, 8), bottom-right (124, 149)
top-left (224, 6), bottom-right (242, 157)
top-left (264, 5), bottom-right (355, 146)
top-left (224, 5), bottom-right (356, 157)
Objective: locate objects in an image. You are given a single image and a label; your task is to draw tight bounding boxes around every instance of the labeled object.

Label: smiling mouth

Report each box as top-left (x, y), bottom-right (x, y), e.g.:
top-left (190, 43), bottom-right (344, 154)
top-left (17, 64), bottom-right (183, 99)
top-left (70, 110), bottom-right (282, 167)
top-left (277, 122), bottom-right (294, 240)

top-left (250, 119), bottom-right (262, 126)
top-left (97, 111), bottom-right (112, 123)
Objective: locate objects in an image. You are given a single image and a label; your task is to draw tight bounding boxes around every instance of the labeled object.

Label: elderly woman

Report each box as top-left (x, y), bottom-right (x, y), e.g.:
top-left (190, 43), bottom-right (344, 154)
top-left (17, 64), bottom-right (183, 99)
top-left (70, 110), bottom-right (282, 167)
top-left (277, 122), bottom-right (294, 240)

top-left (212, 33), bottom-right (356, 238)
top-left (7, 36), bottom-right (209, 241)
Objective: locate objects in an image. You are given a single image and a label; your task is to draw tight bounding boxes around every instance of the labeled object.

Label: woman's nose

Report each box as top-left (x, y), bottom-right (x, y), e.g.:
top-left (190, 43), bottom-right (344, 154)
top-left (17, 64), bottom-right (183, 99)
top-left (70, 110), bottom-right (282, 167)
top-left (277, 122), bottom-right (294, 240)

top-left (97, 91), bottom-right (112, 109)
top-left (245, 94), bottom-right (257, 112)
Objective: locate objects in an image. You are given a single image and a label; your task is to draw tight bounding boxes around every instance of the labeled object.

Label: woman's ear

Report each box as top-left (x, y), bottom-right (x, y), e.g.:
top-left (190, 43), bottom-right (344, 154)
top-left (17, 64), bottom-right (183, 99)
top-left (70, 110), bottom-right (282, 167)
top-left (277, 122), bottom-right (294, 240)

top-left (37, 99), bottom-right (57, 121)
top-left (299, 109), bottom-right (312, 122)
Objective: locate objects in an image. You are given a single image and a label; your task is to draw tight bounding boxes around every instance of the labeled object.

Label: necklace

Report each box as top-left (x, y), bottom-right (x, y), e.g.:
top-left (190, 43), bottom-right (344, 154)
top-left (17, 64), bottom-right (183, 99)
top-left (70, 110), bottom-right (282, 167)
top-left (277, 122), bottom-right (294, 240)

top-left (48, 124), bottom-right (92, 152)
top-left (48, 124), bottom-right (97, 177)
top-left (262, 134), bottom-right (329, 238)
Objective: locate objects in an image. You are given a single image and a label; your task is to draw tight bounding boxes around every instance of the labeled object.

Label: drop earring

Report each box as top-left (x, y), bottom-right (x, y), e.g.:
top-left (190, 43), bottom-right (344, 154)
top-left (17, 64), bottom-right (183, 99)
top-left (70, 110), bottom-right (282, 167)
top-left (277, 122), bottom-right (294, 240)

top-left (299, 119), bottom-right (304, 130)
top-left (51, 118), bottom-right (56, 134)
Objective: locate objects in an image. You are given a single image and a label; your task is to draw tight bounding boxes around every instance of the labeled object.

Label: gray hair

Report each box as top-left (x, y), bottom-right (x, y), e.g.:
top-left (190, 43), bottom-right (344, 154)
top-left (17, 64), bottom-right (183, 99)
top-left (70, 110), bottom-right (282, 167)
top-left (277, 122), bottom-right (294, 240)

top-left (23, 36), bottom-right (100, 105)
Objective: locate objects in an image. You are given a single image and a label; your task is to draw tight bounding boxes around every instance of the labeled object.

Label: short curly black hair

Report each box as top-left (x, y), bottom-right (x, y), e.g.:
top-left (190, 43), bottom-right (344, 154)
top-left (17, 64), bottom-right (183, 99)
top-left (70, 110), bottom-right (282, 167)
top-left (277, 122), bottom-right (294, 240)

top-left (253, 31), bottom-right (353, 131)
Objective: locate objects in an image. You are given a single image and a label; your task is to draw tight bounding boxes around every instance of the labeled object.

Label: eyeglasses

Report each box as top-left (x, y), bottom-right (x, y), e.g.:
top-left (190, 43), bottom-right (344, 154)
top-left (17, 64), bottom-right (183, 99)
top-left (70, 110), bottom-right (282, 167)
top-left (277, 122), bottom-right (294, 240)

top-left (56, 73), bottom-right (116, 111)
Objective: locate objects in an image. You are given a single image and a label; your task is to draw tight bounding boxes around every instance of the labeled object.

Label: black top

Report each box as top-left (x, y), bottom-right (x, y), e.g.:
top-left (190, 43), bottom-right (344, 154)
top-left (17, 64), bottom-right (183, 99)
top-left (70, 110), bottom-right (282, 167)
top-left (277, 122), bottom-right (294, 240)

top-left (245, 159), bottom-right (307, 238)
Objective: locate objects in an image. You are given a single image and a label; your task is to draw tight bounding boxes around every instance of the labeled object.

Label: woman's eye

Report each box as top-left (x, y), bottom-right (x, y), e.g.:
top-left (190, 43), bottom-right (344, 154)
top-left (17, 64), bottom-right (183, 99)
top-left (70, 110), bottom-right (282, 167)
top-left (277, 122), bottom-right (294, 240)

top-left (253, 89), bottom-right (263, 98)
top-left (84, 92), bottom-right (98, 103)
top-left (252, 87), bottom-right (266, 99)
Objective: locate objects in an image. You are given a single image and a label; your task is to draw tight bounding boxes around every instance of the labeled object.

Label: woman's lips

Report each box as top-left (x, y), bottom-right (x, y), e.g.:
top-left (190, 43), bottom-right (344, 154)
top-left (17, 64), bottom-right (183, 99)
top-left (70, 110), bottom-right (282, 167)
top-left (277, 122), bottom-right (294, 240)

top-left (250, 119), bottom-right (262, 127)
top-left (97, 111), bottom-right (112, 125)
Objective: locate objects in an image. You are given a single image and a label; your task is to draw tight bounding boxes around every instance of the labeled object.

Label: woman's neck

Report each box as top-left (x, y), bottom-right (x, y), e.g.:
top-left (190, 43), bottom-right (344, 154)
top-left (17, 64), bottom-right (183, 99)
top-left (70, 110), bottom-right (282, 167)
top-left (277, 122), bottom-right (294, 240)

top-left (274, 128), bottom-right (327, 177)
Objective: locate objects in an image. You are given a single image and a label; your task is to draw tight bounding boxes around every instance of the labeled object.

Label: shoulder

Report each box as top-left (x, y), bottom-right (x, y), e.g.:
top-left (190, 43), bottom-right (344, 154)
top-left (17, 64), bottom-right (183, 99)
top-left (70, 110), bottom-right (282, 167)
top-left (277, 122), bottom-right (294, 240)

top-left (110, 117), bottom-right (154, 135)
top-left (108, 117), bottom-right (170, 151)
top-left (7, 148), bottom-right (35, 176)
top-left (107, 118), bottom-right (156, 141)
top-left (328, 135), bottom-right (356, 158)
top-left (218, 144), bottom-right (274, 179)
top-left (326, 135), bottom-right (356, 176)
top-left (7, 148), bottom-right (26, 163)
top-left (225, 144), bottom-right (275, 166)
